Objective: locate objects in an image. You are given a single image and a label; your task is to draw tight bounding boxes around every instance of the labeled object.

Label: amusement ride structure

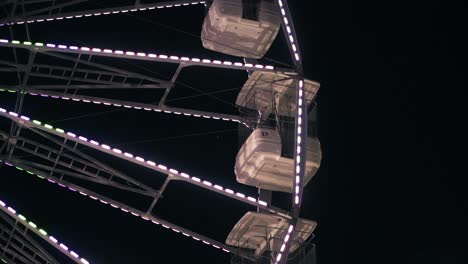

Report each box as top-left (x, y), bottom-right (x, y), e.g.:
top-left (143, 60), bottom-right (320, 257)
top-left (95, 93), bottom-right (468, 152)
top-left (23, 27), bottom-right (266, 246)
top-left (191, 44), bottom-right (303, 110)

top-left (0, 0), bottom-right (321, 263)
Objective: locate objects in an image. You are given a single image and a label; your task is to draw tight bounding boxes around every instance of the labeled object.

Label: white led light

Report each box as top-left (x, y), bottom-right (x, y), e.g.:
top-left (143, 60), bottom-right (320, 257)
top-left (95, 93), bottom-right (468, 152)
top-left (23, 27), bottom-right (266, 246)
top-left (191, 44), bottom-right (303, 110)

top-left (146, 161), bottom-right (156, 166)
top-left (111, 148), bottom-right (121, 154)
top-left (276, 253), bottom-right (282, 262)
top-left (60, 243), bottom-right (69, 251)
top-left (203, 181), bottom-right (212, 186)
top-left (236, 193), bottom-right (245, 198)
top-left (191, 177), bottom-right (201, 182)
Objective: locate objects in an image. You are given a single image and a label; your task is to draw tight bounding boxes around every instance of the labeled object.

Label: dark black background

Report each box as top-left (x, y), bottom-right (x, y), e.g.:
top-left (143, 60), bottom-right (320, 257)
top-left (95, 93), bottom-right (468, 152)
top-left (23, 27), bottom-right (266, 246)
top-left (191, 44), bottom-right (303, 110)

top-left (0, 0), bottom-right (465, 263)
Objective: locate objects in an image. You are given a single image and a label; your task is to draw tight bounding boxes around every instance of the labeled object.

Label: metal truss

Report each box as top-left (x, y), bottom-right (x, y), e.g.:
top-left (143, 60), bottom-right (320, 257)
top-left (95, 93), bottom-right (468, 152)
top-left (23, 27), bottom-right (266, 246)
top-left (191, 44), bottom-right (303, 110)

top-left (0, 199), bottom-right (89, 264)
top-left (0, 38), bottom-right (294, 128)
top-left (0, 211), bottom-right (59, 264)
top-left (0, 106), bottom-right (292, 260)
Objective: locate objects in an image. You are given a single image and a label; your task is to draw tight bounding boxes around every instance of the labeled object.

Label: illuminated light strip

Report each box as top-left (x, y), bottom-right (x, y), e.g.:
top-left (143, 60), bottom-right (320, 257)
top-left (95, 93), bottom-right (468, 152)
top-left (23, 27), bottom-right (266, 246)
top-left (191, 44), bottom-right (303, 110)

top-left (290, 80), bottom-right (305, 207)
top-left (0, 39), bottom-right (275, 71)
top-left (277, 0), bottom-right (301, 62)
top-left (275, 223), bottom-right (295, 263)
top-left (0, 89), bottom-right (249, 127)
top-left (0, 110), bottom-right (269, 212)
top-left (4, 164), bottom-right (232, 254)
top-left (275, 79), bottom-right (306, 264)
top-left (274, 1), bottom-right (307, 263)
top-left (0, 198), bottom-right (90, 264)
top-left (0, 1), bottom-right (206, 26)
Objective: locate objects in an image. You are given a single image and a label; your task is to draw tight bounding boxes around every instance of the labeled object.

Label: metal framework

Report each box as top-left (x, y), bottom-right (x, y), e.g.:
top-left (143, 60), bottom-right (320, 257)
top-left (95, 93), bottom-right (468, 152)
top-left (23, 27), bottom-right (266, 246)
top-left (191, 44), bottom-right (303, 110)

top-left (0, 198), bottom-right (89, 264)
top-left (0, 0), bottom-right (315, 263)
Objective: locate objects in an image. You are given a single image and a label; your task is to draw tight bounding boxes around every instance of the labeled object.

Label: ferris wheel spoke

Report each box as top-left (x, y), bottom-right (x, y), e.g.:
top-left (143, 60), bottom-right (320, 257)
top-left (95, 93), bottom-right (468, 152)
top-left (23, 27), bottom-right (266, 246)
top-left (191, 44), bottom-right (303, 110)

top-left (0, 39), bottom-right (290, 73)
top-left (0, 171), bottom-right (237, 256)
top-left (0, 198), bottom-right (91, 264)
top-left (0, 107), bottom-right (290, 218)
top-left (0, 0), bottom-right (207, 27)
top-left (0, 88), bottom-right (249, 126)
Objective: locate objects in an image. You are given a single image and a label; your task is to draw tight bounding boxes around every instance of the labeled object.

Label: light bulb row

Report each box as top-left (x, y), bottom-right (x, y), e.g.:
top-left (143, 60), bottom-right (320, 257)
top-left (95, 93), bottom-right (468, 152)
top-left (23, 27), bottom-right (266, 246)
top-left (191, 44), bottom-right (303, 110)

top-left (0, 39), bottom-right (275, 71)
top-left (277, 0), bottom-right (300, 62)
top-left (2, 163), bottom-right (231, 253)
top-left (0, 198), bottom-right (90, 264)
top-left (274, 1), bottom-right (305, 261)
top-left (274, 224), bottom-right (295, 263)
top-left (0, 2), bottom-right (206, 27)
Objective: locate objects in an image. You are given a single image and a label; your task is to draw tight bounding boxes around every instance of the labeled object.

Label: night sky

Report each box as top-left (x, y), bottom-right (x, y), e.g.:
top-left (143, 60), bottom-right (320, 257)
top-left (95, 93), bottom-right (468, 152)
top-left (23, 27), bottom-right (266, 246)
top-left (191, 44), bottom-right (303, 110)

top-left (0, 1), bottom-right (464, 264)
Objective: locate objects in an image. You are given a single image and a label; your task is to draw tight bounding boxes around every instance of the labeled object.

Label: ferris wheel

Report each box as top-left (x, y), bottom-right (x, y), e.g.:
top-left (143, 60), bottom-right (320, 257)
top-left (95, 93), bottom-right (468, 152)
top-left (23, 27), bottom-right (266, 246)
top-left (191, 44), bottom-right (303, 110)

top-left (0, 0), bottom-right (321, 263)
